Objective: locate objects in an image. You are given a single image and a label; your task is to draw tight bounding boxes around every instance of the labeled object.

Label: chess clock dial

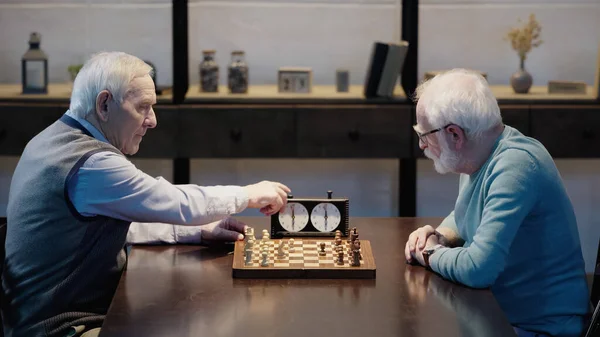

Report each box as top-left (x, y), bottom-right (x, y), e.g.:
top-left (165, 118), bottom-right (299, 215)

top-left (278, 202), bottom-right (310, 232)
top-left (310, 203), bottom-right (341, 232)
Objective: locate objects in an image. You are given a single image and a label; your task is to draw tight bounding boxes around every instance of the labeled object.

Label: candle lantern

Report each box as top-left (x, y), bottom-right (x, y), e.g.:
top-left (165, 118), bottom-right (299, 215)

top-left (21, 32), bottom-right (48, 94)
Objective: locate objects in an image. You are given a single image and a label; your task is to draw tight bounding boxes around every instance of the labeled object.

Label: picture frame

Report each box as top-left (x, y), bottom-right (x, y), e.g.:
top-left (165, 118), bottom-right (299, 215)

top-left (278, 67), bottom-right (312, 93)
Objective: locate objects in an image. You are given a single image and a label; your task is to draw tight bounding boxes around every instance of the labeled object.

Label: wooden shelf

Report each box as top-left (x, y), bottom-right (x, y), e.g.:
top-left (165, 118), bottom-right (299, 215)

top-left (184, 84), bottom-right (407, 104)
top-left (491, 85), bottom-right (598, 103)
top-left (0, 83), bottom-right (173, 104)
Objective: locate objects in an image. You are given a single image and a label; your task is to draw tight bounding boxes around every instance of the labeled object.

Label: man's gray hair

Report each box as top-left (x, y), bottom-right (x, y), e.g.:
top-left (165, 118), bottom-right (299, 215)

top-left (413, 68), bottom-right (502, 141)
top-left (69, 51), bottom-right (153, 119)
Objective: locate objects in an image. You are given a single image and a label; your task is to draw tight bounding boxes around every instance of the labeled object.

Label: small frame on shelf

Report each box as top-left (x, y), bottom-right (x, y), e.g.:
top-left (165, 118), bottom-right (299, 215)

top-left (547, 80), bottom-right (587, 95)
top-left (278, 67), bottom-right (312, 93)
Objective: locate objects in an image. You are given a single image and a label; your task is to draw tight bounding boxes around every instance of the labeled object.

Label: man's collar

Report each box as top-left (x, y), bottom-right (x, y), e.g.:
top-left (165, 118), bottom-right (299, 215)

top-left (65, 110), bottom-right (110, 144)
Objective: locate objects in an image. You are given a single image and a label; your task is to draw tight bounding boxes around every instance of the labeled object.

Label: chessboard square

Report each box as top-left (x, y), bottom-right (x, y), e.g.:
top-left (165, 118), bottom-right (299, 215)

top-left (289, 253), bottom-right (304, 259)
top-left (304, 257), bottom-right (319, 262)
top-left (289, 260), bottom-right (304, 264)
top-left (319, 263), bottom-right (335, 268)
top-left (304, 263), bottom-right (320, 268)
top-left (274, 263), bottom-right (289, 267)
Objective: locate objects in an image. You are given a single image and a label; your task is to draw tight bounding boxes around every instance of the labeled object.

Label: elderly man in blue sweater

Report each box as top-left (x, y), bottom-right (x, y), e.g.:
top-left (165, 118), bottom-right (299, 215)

top-left (405, 69), bottom-right (590, 337)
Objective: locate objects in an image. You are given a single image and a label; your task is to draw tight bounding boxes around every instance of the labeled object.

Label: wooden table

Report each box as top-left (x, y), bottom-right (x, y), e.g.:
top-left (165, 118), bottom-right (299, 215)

top-left (99, 217), bottom-right (516, 337)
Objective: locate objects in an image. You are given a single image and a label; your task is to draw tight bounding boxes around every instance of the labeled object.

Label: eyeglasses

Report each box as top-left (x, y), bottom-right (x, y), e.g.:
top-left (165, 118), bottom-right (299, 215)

top-left (413, 123), bottom-right (453, 145)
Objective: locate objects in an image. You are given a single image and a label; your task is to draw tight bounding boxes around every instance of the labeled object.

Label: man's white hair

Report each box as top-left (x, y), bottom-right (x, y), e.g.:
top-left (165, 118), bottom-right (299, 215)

top-left (69, 51), bottom-right (153, 119)
top-left (413, 68), bottom-right (502, 141)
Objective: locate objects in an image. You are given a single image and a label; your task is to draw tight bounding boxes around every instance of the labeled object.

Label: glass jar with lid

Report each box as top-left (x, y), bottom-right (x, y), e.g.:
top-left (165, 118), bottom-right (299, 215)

top-left (200, 49), bottom-right (219, 92)
top-left (228, 50), bottom-right (248, 94)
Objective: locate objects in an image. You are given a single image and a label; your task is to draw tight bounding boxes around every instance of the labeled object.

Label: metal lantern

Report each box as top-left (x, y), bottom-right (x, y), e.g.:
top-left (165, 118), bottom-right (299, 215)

top-left (21, 32), bottom-right (48, 94)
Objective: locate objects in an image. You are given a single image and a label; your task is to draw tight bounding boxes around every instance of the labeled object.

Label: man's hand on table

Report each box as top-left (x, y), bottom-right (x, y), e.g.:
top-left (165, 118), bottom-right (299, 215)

top-left (199, 217), bottom-right (247, 246)
top-left (405, 225), bottom-right (437, 265)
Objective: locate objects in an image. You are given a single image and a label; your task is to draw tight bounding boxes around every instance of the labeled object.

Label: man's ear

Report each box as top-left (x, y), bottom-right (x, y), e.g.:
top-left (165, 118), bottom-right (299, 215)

top-left (95, 90), bottom-right (111, 122)
top-left (446, 124), bottom-right (465, 150)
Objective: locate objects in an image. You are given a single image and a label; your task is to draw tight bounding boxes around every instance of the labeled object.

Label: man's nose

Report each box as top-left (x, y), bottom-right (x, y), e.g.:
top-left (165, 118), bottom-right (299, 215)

top-left (145, 108), bottom-right (157, 128)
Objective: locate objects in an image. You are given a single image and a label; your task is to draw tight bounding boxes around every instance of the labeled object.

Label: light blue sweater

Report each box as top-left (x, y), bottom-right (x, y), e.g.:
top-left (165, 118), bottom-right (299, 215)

top-left (429, 125), bottom-right (590, 337)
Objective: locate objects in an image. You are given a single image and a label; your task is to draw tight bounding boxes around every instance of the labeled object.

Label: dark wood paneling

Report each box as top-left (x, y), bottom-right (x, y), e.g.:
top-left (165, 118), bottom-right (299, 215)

top-left (531, 105), bottom-right (600, 158)
top-left (500, 105), bottom-right (530, 136)
top-left (0, 104), bottom-right (67, 155)
top-left (296, 105), bottom-right (412, 158)
top-left (178, 106), bottom-right (296, 158)
top-left (134, 106), bottom-right (178, 158)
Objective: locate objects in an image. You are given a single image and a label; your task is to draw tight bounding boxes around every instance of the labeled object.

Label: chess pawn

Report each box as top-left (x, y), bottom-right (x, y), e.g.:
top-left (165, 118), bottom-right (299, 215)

top-left (318, 242), bottom-right (326, 255)
top-left (337, 249), bottom-right (344, 265)
top-left (351, 247), bottom-right (361, 266)
top-left (260, 250), bottom-right (269, 267)
top-left (289, 238), bottom-right (295, 253)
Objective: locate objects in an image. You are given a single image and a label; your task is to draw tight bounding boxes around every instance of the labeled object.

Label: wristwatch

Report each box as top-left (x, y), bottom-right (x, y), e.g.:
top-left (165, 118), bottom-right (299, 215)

top-left (422, 244), bottom-right (444, 269)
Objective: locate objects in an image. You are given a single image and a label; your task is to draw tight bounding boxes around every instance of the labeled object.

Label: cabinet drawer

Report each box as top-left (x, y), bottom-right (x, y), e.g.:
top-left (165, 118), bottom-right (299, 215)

top-left (179, 107), bottom-right (296, 157)
top-left (296, 106), bottom-right (412, 158)
top-left (0, 104), bottom-right (66, 155)
top-left (531, 106), bottom-right (600, 158)
top-left (501, 106), bottom-right (530, 136)
top-left (135, 106), bottom-right (178, 158)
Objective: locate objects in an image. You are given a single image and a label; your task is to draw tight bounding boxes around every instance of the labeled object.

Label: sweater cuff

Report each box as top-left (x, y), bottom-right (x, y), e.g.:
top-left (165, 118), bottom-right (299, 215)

top-left (429, 246), bottom-right (451, 274)
top-left (174, 225), bottom-right (203, 244)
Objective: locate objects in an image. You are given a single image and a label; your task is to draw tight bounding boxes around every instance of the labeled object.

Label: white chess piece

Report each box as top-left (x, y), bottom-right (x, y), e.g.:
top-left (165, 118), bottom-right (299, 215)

top-left (261, 249), bottom-right (269, 267)
top-left (289, 238), bottom-right (295, 253)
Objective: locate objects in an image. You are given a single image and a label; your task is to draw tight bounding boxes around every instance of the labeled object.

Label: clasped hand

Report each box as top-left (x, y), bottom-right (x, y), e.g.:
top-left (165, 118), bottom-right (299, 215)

top-left (404, 225), bottom-right (439, 266)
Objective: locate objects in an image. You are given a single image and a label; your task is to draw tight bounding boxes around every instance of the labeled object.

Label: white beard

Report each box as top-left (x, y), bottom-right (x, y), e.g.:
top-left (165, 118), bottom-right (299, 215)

top-left (425, 140), bottom-right (461, 174)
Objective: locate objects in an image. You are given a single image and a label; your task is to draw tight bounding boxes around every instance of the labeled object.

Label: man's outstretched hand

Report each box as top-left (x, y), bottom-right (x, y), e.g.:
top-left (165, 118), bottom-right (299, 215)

top-left (199, 217), bottom-right (247, 246)
top-left (244, 180), bottom-right (291, 216)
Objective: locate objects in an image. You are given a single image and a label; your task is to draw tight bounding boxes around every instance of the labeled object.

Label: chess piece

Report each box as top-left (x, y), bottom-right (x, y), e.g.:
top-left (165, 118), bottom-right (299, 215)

top-left (245, 247), bottom-right (253, 265)
top-left (277, 240), bottom-right (285, 258)
top-left (349, 227), bottom-right (358, 243)
top-left (337, 249), bottom-right (344, 265)
top-left (351, 246), bottom-right (361, 267)
top-left (289, 238), bottom-right (295, 253)
top-left (244, 238), bottom-right (254, 256)
top-left (354, 239), bottom-right (362, 260)
top-left (335, 237), bottom-right (342, 247)
top-left (260, 249), bottom-right (269, 267)
top-left (335, 230), bottom-right (341, 241)
top-left (319, 242), bottom-right (326, 255)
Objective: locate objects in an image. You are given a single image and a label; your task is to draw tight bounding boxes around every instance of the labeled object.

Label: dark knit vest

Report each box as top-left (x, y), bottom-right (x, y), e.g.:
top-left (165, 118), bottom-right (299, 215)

top-left (3, 114), bottom-right (131, 337)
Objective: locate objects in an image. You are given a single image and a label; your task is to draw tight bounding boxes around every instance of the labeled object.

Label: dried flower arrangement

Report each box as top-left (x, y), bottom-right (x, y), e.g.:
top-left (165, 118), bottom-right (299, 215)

top-left (505, 14), bottom-right (543, 68)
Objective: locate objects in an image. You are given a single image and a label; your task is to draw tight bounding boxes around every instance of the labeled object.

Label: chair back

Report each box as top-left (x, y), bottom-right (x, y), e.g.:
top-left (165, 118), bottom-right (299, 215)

top-left (583, 301), bottom-right (600, 337)
top-left (0, 222), bottom-right (5, 337)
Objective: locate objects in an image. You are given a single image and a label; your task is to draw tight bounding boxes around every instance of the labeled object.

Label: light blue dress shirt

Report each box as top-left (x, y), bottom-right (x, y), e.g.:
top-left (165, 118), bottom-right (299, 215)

top-left (64, 110), bottom-right (249, 244)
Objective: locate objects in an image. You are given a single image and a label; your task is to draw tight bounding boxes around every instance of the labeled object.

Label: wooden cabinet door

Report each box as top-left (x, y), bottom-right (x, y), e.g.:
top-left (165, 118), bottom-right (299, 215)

top-left (0, 104), bottom-right (66, 156)
top-left (178, 106), bottom-right (296, 158)
top-left (531, 105), bottom-right (600, 158)
top-left (296, 105), bottom-right (412, 158)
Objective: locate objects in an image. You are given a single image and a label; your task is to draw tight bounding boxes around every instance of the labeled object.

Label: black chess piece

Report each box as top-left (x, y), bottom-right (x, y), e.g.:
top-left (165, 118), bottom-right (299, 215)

top-left (327, 190), bottom-right (333, 199)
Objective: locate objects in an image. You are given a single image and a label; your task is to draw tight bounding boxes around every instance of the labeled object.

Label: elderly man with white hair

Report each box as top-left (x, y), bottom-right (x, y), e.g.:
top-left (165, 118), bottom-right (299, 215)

top-left (405, 69), bottom-right (590, 337)
top-left (2, 52), bottom-right (290, 337)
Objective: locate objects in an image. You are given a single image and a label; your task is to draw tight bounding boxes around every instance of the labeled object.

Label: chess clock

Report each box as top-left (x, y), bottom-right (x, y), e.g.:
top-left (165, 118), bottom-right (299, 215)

top-left (271, 190), bottom-right (349, 238)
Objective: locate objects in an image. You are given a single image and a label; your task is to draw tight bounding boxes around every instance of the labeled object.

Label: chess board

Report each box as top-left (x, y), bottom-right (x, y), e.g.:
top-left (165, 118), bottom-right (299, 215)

top-left (232, 238), bottom-right (376, 279)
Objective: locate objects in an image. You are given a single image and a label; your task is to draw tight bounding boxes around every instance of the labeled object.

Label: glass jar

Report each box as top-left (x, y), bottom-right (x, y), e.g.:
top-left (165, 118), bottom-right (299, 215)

top-left (228, 51), bottom-right (248, 94)
top-left (200, 50), bottom-right (219, 92)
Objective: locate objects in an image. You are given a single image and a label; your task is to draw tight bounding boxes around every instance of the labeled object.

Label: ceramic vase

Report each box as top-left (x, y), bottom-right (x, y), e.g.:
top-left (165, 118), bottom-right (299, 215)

top-left (510, 58), bottom-right (532, 94)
